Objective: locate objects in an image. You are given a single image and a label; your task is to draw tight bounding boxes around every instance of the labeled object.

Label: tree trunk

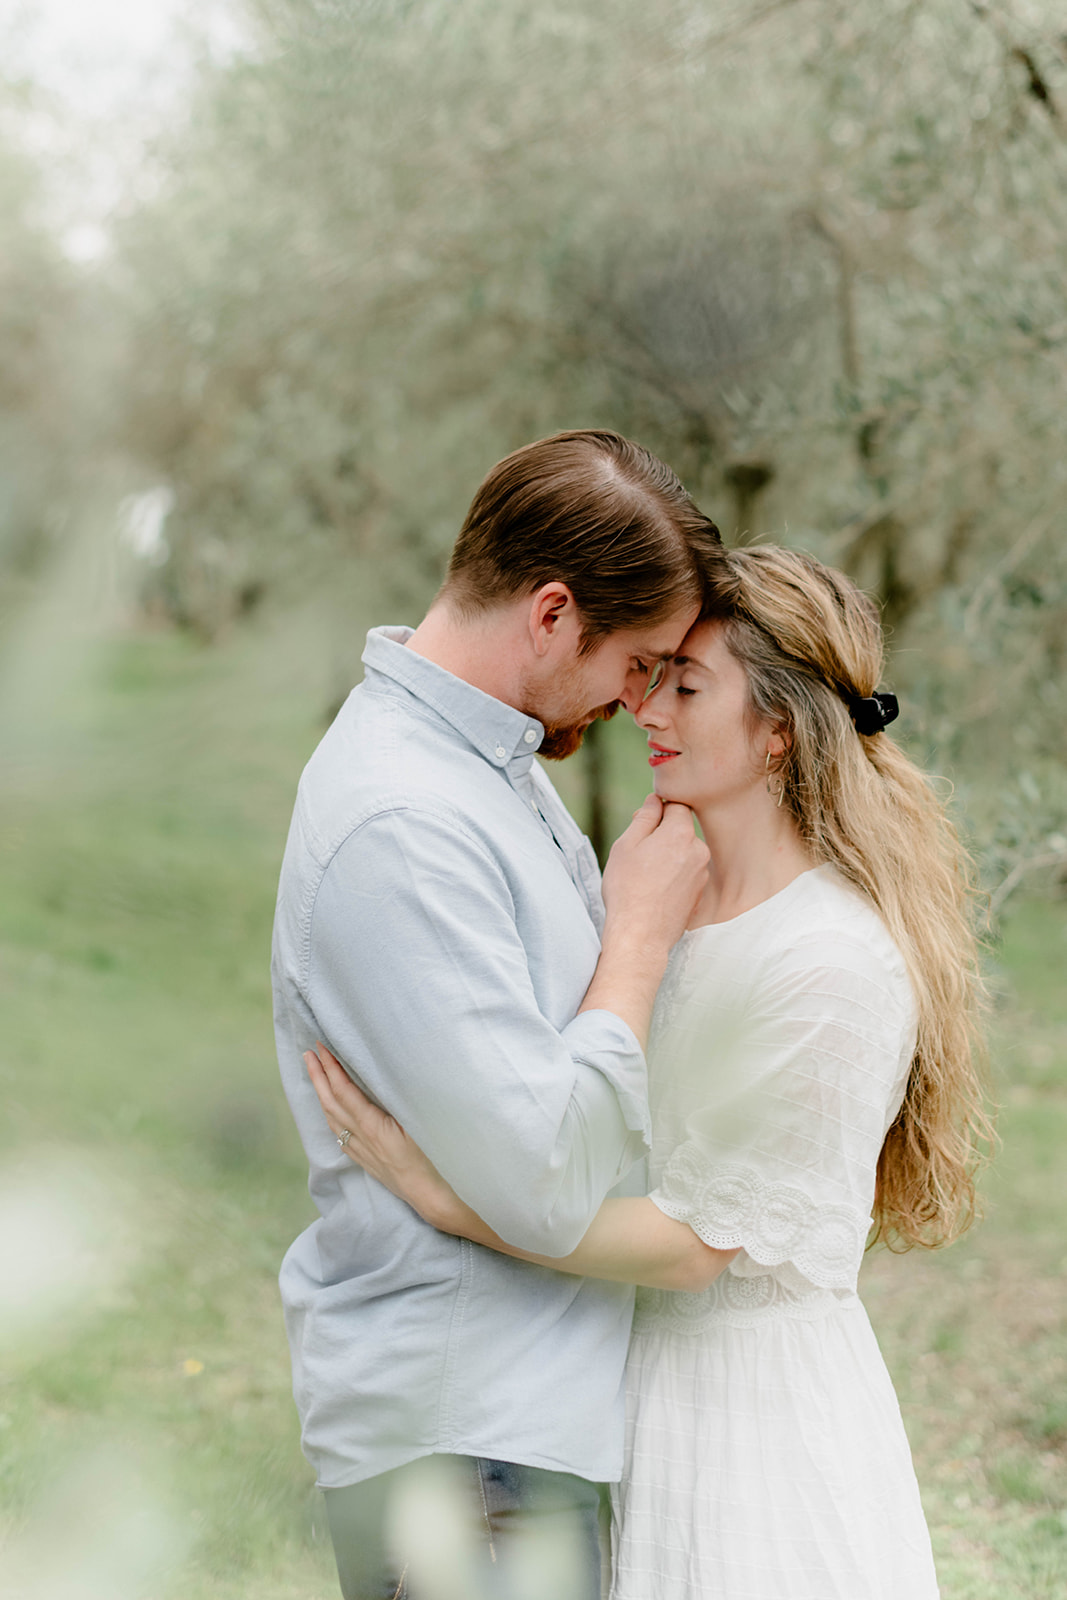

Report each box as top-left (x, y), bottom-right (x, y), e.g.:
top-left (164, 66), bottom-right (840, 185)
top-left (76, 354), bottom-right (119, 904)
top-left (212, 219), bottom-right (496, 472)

top-left (583, 716), bottom-right (609, 868)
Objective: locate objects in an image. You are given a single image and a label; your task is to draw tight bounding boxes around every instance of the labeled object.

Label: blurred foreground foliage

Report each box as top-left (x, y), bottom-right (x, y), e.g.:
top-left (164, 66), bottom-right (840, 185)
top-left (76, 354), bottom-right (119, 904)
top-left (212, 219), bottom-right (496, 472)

top-left (2, 0), bottom-right (1067, 879)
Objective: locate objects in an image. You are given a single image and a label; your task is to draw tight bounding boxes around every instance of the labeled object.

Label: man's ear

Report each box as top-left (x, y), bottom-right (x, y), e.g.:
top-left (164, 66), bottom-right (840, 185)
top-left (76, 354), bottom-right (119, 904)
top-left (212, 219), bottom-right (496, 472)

top-left (528, 582), bottom-right (581, 658)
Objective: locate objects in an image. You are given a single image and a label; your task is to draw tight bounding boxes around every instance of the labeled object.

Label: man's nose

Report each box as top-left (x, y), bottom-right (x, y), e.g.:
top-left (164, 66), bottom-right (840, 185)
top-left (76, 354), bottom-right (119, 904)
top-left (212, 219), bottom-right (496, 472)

top-left (617, 678), bottom-right (646, 714)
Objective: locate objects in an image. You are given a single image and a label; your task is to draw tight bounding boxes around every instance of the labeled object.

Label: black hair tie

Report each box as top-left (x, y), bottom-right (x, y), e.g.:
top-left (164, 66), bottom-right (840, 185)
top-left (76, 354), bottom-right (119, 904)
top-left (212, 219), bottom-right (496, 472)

top-left (847, 690), bottom-right (899, 735)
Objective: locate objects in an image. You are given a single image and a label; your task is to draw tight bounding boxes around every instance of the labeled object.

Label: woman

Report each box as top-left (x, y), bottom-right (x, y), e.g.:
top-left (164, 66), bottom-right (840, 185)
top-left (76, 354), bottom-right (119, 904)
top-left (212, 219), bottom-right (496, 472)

top-left (308, 546), bottom-right (990, 1599)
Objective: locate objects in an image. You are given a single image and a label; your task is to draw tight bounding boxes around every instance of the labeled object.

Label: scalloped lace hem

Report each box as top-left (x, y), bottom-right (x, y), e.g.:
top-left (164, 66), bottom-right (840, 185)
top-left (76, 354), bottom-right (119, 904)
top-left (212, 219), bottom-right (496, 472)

top-left (650, 1159), bottom-right (869, 1291)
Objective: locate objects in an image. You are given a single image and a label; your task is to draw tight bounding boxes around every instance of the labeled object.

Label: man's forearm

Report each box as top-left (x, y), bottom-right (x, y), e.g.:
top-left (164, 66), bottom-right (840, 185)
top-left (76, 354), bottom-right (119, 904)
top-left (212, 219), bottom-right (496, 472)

top-left (577, 920), bottom-right (671, 1049)
top-left (579, 795), bottom-right (707, 1046)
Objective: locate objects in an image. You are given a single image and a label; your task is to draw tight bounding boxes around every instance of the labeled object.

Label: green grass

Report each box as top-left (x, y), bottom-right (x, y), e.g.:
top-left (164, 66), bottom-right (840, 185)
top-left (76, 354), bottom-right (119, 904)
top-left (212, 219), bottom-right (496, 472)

top-left (1, 610), bottom-right (1065, 1597)
top-left (0, 613), bottom-right (335, 1597)
top-left (859, 893), bottom-right (1067, 1599)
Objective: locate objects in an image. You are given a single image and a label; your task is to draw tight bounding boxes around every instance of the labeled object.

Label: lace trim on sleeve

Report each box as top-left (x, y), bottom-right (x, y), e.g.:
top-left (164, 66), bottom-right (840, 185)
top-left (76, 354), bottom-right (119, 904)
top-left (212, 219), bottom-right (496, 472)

top-left (650, 1151), bottom-right (870, 1290)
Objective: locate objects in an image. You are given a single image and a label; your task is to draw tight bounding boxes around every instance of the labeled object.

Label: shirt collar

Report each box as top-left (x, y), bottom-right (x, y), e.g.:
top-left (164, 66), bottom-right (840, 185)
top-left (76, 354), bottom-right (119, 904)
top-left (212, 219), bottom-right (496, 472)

top-left (361, 625), bottom-right (545, 768)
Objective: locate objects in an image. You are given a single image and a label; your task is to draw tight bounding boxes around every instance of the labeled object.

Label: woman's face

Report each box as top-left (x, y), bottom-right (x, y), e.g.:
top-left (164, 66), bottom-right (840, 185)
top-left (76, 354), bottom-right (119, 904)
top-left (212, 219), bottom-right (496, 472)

top-left (634, 620), bottom-right (778, 812)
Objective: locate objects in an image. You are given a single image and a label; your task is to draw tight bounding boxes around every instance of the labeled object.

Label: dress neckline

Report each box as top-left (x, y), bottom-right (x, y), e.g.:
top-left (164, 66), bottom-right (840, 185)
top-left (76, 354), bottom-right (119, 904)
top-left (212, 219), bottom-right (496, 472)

top-left (683, 864), bottom-right (833, 938)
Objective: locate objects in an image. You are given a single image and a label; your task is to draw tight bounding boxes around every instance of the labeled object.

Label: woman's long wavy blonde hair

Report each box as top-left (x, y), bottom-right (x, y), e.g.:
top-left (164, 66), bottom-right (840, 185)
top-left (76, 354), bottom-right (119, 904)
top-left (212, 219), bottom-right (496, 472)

top-left (709, 545), bottom-right (993, 1250)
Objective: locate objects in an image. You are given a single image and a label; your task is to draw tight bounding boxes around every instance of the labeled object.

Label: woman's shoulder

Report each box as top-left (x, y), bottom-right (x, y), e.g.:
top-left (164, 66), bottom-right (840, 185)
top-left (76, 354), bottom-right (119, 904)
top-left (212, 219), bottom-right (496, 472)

top-left (763, 866), bottom-right (914, 1018)
top-left (790, 863), bottom-right (902, 946)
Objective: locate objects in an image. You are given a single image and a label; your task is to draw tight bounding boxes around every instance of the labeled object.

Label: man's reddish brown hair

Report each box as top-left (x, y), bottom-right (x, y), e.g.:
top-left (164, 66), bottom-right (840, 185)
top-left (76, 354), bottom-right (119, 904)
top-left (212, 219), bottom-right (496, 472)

top-left (442, 430), bottom-right (728, 649)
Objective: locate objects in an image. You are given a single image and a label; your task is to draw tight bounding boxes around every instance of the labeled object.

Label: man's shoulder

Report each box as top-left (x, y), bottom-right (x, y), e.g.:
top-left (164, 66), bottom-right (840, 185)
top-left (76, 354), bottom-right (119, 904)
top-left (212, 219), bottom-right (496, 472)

top-left (288, 683), bottom-right (509, 870)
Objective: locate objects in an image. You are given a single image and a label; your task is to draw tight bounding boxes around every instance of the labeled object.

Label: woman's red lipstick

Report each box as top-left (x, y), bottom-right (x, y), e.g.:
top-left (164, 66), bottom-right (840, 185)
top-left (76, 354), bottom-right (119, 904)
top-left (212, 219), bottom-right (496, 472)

top-left (648, 742), bottom-right (680, 768)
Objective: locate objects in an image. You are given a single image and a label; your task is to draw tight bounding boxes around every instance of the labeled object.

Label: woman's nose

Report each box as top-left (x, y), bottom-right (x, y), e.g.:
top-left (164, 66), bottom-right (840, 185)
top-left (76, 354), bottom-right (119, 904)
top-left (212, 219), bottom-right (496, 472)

top-left (635, 684), bottom-right (666, 729)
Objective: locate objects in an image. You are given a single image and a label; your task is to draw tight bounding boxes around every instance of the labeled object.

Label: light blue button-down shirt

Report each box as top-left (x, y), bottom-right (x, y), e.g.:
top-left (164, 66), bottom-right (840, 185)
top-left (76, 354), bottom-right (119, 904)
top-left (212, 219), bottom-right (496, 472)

top-left (272, 626), bottom-right (651, 1489)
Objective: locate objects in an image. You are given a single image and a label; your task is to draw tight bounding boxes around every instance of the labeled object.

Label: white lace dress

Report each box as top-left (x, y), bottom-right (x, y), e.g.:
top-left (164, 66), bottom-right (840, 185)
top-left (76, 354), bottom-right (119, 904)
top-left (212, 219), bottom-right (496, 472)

top-left (611, 866), bottom-right (940, 1600)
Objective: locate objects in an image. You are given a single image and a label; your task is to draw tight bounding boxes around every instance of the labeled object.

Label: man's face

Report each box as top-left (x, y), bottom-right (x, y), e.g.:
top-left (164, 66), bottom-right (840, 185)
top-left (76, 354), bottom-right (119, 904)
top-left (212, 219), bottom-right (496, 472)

top-left (533, 604), bottom-right (700, 760)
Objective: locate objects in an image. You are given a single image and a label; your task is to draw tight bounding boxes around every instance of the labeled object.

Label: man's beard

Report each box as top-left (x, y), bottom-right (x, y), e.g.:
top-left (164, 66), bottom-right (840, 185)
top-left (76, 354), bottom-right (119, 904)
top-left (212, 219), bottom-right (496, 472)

top-left (538, 700), bottom-right (621, 761)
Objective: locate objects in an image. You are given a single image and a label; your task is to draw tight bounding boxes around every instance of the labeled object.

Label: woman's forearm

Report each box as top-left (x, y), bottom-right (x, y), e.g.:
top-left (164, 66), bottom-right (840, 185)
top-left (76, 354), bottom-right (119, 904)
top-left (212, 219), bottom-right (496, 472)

top-left (423, 1192), bottom-right (737, 1294)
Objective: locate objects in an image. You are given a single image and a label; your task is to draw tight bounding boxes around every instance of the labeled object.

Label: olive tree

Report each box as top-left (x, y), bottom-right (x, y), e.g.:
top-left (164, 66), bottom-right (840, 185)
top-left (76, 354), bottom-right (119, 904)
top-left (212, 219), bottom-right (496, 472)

top-left (112, 0), bottom-right (1067, 888)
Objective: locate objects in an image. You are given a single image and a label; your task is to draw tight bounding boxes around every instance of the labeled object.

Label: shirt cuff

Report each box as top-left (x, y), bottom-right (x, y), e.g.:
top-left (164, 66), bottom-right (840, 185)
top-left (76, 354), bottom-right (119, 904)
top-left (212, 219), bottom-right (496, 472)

top-left (560, 1008), bottom-right (651, 1145)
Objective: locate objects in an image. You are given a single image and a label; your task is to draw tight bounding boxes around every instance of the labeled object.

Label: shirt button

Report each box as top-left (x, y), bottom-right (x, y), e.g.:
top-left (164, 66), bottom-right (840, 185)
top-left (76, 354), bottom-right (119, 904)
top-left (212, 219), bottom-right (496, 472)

top-left (523, 729), bottom-right (537, 744)
top-left (495, 745), bottom-right (506, 759)
top-left (530, 800), bottom-right (539, 812)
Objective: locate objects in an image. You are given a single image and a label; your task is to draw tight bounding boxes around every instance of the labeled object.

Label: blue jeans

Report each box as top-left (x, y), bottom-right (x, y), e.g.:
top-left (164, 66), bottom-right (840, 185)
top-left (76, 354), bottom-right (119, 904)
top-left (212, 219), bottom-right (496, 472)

top-left (324, 1455), bottom-right (604, 1600)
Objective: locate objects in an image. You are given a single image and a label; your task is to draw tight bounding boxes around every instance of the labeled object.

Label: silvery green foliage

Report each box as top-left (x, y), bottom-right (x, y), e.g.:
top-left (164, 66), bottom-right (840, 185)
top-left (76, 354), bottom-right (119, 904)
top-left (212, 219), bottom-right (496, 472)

top-left (0, 86), bottom-right (81, 621)
top-left (92, 0), bottom-right (1067, 886)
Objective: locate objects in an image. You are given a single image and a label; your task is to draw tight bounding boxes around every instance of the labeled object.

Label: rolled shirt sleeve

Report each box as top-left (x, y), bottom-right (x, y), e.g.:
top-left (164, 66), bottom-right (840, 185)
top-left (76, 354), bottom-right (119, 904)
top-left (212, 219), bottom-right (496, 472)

top-left (307, 804), bottom-right (650, 1256)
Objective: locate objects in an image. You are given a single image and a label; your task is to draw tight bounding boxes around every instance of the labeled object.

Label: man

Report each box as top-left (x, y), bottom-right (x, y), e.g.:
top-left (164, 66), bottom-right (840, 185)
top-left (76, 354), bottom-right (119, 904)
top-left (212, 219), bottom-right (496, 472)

top-left (272, 429), bottom-right (729, 1599)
